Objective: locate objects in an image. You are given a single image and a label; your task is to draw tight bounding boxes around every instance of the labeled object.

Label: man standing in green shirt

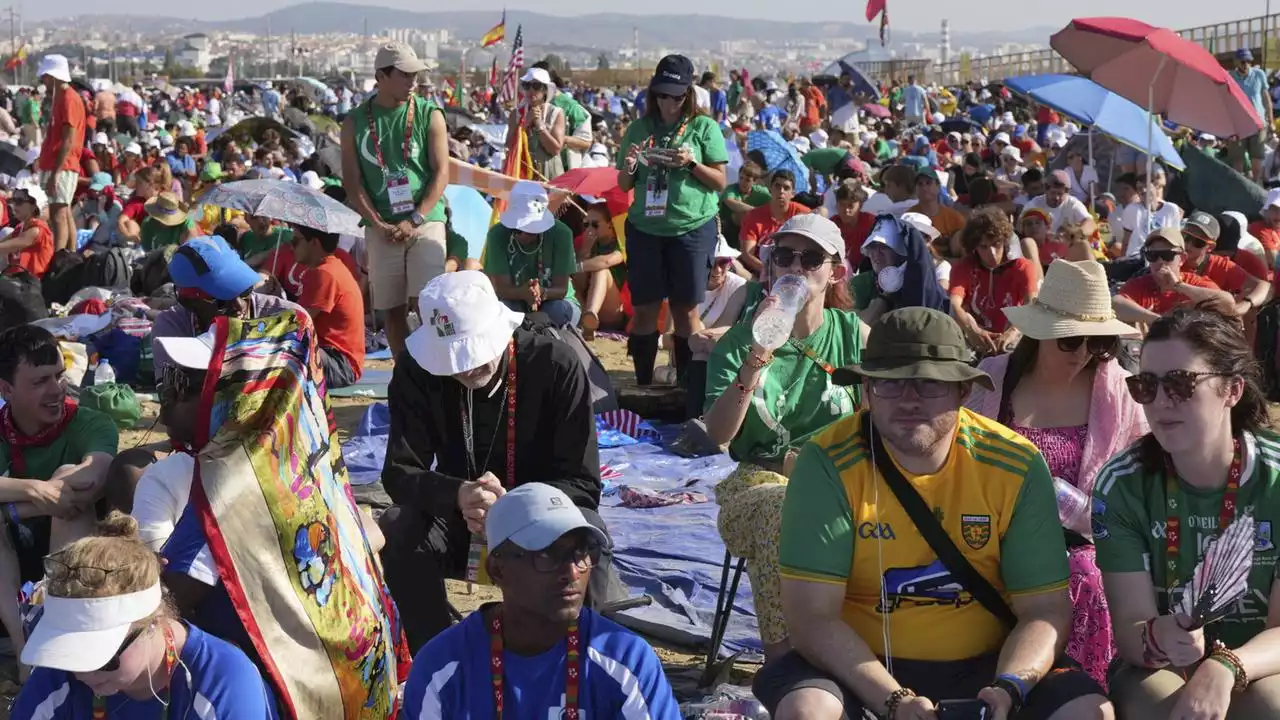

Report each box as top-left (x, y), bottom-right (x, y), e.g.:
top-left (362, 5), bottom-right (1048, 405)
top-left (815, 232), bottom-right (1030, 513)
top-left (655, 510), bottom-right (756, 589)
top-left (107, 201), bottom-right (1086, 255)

top-left (0, 325), bottom-right (119, 671)
top-left (483, 181), bottom-right (580, 327)
top-left (16, 87), bottom-right (40, 150)
top-left (342, 41), bottom-right (450, 359)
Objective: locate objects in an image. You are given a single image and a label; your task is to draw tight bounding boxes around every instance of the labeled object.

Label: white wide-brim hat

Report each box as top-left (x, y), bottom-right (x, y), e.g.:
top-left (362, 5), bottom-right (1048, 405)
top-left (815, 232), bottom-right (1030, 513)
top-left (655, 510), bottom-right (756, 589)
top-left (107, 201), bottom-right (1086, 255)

top-left (22, 583), bottom-right (162, 673)
top-left (499, 180), bottom-right (555, 234)
top-left (1002, 259), bottom-right (1139, 340)
top-left (406, 271), bottom-right (525, 376)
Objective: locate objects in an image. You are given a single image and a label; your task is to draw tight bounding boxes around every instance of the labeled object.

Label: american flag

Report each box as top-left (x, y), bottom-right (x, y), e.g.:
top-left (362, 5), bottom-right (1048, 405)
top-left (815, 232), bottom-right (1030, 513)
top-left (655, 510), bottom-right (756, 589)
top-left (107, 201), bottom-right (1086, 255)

top-left (498, 24), bottom-right (524, 105)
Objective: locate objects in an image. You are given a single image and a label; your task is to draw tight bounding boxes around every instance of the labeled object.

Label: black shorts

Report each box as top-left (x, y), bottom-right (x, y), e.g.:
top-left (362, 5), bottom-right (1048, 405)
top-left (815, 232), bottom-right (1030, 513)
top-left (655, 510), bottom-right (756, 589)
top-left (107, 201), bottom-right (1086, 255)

top-left (753, 651), bottom-right (1103, 720)
top-left (625, 217), bottom-right (718, 307)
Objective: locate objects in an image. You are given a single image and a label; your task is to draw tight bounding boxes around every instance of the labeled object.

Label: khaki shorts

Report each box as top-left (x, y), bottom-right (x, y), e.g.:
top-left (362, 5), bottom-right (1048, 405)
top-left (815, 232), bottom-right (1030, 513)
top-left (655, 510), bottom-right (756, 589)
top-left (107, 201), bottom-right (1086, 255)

top-left (1228, 130), bottom-right (1267, 165)
top-left (365, 220), bottom-right (447, 311)
top-left (38, 170), bottom-right (78, 206)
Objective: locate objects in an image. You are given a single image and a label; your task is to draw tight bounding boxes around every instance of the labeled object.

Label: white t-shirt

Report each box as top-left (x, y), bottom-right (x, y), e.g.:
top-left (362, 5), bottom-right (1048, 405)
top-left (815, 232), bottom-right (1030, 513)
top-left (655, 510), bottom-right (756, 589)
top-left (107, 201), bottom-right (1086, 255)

top-left (132, 452), bottom-right (196, 551)
top-left (693, 85), bottom-right (711, 112)
top-left (1066, 165), bottom-right (1100, 203)
top-left (698, 272), bottom-right (747, 326)
top-left (1119, 200), bottom-right (1184, 257)
top-left (1022, 195), bottom-right (1091, 233)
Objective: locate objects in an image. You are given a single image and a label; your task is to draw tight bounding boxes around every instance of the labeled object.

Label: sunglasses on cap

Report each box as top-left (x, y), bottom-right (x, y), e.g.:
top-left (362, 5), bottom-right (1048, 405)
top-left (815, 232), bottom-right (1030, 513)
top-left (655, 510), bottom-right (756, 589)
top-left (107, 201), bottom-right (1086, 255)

top-left (1056, 335), bottom-right (1118, 359)
top-left (1143, 248), bottom-right (1182, 263)
top-left (771, 246), bottom-right (835, 271)
top-left (1125, 369), bottom-right (1233, 405)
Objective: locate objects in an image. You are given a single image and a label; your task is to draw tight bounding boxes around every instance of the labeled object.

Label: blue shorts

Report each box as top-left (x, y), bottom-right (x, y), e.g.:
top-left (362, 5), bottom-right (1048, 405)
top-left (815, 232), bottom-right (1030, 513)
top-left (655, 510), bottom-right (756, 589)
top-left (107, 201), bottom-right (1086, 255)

top-left (625, 217), bottom-right (719, 307)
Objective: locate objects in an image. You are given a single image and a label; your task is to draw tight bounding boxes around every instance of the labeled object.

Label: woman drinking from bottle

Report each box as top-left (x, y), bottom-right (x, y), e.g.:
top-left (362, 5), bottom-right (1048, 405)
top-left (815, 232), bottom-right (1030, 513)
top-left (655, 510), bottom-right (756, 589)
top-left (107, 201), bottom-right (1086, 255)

top-left (617, 54), bottom-right (728, 386)
top-left (703, 214), bottom-right (868, 660)
top-left (1094, 308), bottom-right (1280, 719)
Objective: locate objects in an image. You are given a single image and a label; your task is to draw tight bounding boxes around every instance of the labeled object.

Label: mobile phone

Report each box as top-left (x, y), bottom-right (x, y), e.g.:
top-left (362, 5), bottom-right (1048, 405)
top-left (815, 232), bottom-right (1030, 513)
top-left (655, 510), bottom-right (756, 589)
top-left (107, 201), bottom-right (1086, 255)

top-left (934, 699), bottom-right (992, 720)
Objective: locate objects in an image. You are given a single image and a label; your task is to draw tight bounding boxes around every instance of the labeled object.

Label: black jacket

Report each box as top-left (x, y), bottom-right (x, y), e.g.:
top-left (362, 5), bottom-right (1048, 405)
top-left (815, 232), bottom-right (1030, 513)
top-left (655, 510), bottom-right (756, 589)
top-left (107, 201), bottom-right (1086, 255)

top-left (381, 327), bottom-right (601, 517)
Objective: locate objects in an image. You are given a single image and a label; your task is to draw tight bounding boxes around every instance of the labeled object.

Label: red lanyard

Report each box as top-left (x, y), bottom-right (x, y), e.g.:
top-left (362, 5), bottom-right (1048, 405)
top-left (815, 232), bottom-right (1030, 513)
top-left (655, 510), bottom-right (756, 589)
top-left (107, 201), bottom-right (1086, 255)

top-left (366, 94), bottom-right (417, 170)
top-left (643, 115), bottom-right (691, 151)
top-left (489, 609), bottom-right (581, 719)
top-left (458, 339), bottom-right (518, 486)
top-left (1164, 437), bottom-right (1243, 603)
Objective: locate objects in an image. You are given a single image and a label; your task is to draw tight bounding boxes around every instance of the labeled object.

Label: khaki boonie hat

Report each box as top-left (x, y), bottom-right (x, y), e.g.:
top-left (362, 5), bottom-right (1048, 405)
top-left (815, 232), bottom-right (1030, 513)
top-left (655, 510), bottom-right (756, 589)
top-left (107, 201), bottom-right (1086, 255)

top-left (374, 42), bottom-right (429, 75)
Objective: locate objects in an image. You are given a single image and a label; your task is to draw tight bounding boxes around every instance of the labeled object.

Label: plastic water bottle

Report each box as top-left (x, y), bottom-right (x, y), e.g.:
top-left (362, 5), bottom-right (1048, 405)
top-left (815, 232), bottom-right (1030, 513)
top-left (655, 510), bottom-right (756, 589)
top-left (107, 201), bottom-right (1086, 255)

top-left (93, 359), bottom-right (116, 386)
top-left (751, 274), bottom-right (810, 350)
top-left (1054, 477), bottom-right (1092, 536)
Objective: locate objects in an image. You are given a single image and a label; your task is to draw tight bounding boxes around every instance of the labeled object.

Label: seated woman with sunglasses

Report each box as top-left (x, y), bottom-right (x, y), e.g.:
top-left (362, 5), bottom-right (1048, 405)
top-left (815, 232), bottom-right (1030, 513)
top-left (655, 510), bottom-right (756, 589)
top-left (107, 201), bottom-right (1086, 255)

top-left (949, 207), bottom-right (1040, 356)
top-left (1113, 228), bottom-right (1238, 328)
top-left (1094, 309), bottom-right (1280, 720)
top-left (573, 201), bottom-right (627, 340)
top-left (704, 214), bottom-right (868, 660)
top-left (11, 512), bottom-right (278, 719)
top-left (965, 259), bottom-right (1148, 687)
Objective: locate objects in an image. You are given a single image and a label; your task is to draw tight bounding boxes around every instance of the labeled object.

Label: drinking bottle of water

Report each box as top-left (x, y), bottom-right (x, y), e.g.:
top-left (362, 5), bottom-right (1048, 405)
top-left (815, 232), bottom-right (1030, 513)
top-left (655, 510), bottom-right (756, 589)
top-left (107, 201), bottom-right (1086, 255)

top-left (93, 359), bottom-right (116, 386)
top-left (1054, 477), bottom-right (1092, 536)
top-left (751, 274), bottom-right (810, 351)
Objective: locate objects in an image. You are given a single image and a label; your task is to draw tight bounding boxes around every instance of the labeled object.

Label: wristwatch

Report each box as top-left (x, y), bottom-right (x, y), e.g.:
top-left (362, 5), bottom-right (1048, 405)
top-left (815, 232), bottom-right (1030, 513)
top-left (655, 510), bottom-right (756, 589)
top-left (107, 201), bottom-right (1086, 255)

top-left (410, 210), bottom-right (426, 228)
top-left (684, 159), bottom-right (697, 171)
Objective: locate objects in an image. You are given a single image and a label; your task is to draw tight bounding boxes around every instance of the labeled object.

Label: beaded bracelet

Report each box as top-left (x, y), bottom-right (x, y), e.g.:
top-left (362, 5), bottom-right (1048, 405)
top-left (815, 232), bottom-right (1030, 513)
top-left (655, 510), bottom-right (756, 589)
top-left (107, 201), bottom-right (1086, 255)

top-left (1208, 640), bottom-right (1249, 692)
top-left (884, 688), bottom-right (916, 719)
top-left (745, 353), bottom-right (771, 370)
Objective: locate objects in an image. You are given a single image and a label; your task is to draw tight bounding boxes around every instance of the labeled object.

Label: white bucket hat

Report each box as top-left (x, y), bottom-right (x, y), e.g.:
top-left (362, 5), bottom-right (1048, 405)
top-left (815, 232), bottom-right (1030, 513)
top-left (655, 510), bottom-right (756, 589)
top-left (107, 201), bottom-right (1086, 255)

top-left (499, 180), bottom-right (555, 234)
top-left (22, 582), bottom-right (162, 672)
top-left (36, 54), bottom-right (71, 84)
top-left (1002, 259), bottom-right (1138, 340)
top-left (406, 271), bottom-right (525, 376)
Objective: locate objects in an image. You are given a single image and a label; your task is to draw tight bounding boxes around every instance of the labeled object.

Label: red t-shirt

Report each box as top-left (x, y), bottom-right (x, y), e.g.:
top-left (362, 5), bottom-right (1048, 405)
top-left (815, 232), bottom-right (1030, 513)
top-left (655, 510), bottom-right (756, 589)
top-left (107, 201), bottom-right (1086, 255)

top-left (1118, 272), bottom-right (1221, 315)
top-left (739, 202), bottom-right (810, 251)
top-left (1191, 254), bottom-right (1252, 296)
top-left (948, 256), bottom-right (1038, 333)
top-left (10, 218), bottom-right (53, 278)
top-left (1231, 250), bottom-right (1271, 282)
top-left (38, 86), bottom-right (86, 173)
top-left (832, 212), bottom-right (876, 267)
top-left (296, 254), bottom-right (365, 379)
top-left (1250, 222), bottom-right (1280, 254)
top-left (121, 196), bottom-right (147, 223)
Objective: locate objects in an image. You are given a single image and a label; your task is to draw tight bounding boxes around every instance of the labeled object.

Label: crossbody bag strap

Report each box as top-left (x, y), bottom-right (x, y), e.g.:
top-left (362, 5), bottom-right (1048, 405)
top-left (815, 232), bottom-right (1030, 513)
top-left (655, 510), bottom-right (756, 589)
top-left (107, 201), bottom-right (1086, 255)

top-left (861, 412), bottom-right (1018, 628)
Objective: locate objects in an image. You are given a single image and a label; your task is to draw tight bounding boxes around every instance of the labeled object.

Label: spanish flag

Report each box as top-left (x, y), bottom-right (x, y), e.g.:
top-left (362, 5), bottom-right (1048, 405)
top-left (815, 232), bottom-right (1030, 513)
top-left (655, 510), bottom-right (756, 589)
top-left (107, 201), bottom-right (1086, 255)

top-left (480, 11), bottom-right (506, 48)
top-left (4, 46), bottom-right (27, 71)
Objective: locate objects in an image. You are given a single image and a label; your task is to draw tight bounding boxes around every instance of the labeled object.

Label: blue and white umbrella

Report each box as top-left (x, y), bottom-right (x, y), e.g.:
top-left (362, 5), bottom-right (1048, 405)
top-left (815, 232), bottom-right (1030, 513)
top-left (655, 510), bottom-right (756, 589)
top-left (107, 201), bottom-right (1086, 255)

top-left (746, 130), bottom-right (809, 193)
top-left (196, 179), bottom-right (363, 236)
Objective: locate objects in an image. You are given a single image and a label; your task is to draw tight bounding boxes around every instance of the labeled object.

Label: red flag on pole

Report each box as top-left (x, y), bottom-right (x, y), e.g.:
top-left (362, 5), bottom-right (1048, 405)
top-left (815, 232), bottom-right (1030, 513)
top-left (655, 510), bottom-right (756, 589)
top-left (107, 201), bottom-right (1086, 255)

top-left (865, 0), bottom-right (885, 22)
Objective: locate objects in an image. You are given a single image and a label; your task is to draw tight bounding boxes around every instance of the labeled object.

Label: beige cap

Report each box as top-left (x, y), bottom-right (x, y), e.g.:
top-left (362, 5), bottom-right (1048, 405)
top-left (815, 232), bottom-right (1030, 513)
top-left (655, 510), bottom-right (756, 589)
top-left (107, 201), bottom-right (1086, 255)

top-left (1144, 226), bottom-right (1185, 250)
top-left (374, 42), bottom-right (429, 75)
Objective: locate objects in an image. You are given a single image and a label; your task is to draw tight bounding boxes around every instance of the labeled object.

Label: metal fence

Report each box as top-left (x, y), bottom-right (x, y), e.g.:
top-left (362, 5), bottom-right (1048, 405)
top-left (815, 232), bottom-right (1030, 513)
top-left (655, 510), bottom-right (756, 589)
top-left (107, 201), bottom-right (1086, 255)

top-left (858, 13), bottom-right (1280, 84)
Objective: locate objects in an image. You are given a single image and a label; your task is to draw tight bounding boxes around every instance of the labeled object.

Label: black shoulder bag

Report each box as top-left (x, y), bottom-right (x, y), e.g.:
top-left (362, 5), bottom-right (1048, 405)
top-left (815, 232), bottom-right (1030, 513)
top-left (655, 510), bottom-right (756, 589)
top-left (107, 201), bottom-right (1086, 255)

top-left (861, 412), bottom-right (1018, 628)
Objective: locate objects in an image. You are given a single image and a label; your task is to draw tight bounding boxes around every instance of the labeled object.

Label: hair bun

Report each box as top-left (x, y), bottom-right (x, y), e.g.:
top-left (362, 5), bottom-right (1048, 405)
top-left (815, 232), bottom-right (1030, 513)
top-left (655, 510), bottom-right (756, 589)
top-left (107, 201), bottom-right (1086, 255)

top-left (96, 511), bottom-right (141, 540)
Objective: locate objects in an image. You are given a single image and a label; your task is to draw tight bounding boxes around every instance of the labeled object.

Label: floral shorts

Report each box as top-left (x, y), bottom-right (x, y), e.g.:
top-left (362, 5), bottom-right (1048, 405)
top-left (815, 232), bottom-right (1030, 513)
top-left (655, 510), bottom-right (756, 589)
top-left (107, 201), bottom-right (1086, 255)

top-left (715, 462), bottom-right (789, 645)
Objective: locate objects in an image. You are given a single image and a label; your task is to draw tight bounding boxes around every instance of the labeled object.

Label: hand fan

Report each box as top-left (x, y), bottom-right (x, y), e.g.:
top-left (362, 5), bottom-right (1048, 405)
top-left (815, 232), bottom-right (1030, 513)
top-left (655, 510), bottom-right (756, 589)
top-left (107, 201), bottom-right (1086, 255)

top-left (1177, 512), bottom-right (1256, 629)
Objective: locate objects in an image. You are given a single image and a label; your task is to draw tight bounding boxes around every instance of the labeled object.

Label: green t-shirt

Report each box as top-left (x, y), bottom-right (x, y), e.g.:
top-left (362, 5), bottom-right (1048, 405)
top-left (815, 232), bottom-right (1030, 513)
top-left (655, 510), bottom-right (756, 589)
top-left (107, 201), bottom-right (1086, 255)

top-left (484, 220), bottom-right (578, 309)
top-left (617, 114), bottom-right (729, 237)
top-left (850, 271), bottom-right (876, 311)
top-left (1094, 432), bottom-right (1280, 648)
top-left (446, 228), bottom-right (470, 262)
top-left (17, 96), bottom-right (39, 126)
top-left (720, 182), bottom-right (770, 249)
top-left (350, 95), bottom-right (447, 224)
top-left (0, 407), bottom-right (119, 481)
top-left (140, 217), bottom-right (193, 252)
top-left (739, 279), bottom-right (767, 320)
top-left (590, 239), bottom-right (627, 290)
top-left (801, 147), bottom-right (851, 176)
top-left (553, 93), bottom-right (591, 166)
top-left (704, 308), bottom-right (862, 462)
top-left (238, 226), bottom-right (294, 260)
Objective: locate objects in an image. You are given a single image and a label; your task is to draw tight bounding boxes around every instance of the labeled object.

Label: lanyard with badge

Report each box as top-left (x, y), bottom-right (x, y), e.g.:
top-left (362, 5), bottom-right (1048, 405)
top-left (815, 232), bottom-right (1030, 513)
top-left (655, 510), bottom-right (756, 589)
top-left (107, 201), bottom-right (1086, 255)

top-left (367, 95), bottom-right (417, 216)
top-left (1162, 438), bottom-right (1243, 611)
top-left (641, 116), bottom-right (691, 218)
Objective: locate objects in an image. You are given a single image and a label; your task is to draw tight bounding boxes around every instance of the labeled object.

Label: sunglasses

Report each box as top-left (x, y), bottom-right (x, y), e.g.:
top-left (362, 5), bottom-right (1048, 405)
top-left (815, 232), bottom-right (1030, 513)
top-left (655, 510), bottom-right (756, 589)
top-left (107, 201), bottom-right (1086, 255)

top-left (1056, 335), bottom-right (1118, 358)
top-left (655, 91), bottom-right (686, 102)
top-left (771, 246), bottom-right (835, 271)
top-left (1143, 249), bottom-right (1182, 263)
top-left (1125, 369), bottom-right (1232, 405)
top-left (98, 625), bottom-right (148, 673)
top-left (1184, 232), bottom-right (1213, 249)
top-left (868, 378), bottom-right (953, 399)
top-left (521, 82), bottom-right (542, 91)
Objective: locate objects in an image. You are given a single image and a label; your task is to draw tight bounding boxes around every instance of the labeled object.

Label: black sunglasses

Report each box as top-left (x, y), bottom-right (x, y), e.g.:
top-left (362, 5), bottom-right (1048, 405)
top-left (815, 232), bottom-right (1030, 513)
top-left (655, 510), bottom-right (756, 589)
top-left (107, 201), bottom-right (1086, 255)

top-left (771, 246), bottom-right (835, 271)
top-left (1144, 249), bottom-right (1182, 263)
top-left (655, 91), bottom-right (686, 102)
top-left (521, 81), bottom-right (542, 90)
top-left (97, 625), bottom-right (147, 673)
top-left (1126, 369), bottom-right (1232, 405)
top-left (1056, 335), bottom-right (1118, 359)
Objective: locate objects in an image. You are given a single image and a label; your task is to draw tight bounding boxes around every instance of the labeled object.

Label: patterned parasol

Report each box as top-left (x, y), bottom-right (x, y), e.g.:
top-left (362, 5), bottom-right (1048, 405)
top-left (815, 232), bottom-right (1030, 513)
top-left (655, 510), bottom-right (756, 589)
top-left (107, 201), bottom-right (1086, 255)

top-left (195, 179), bottom-right (363, 236)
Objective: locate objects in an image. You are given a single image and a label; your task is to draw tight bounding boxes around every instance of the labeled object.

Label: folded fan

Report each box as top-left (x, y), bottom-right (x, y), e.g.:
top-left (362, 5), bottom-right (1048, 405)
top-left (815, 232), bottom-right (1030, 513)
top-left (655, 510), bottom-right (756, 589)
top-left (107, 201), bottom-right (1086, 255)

top-left (1178, 512), bottom-right (1255, 629)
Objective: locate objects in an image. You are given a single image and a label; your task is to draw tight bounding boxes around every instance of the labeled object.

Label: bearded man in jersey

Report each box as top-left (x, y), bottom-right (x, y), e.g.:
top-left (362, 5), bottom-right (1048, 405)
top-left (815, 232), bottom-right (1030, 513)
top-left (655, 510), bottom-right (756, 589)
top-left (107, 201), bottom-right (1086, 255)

top-left (755, 307), bottom-right (1114, 720)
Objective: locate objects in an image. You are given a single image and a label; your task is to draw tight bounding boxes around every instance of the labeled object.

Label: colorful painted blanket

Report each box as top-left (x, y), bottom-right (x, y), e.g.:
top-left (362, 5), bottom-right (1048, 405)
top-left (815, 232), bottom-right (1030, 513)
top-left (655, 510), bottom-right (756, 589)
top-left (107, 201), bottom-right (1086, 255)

top-left (192, 311), bottom-right (409, 719)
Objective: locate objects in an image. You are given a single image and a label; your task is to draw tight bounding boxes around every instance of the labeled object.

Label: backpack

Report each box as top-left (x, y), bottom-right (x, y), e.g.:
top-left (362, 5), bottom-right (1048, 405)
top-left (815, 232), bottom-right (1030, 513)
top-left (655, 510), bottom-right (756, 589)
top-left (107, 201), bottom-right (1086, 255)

top-left (0, 268), bottom-right (48, 329)
top-left (82, 248), bottom-right (133, 291)
top-left (520, 317), bottom-right (618, 414)
top-left (39, 250), bottom-right (87, 306)
top-left (131, 246), bottom-right (178, 298)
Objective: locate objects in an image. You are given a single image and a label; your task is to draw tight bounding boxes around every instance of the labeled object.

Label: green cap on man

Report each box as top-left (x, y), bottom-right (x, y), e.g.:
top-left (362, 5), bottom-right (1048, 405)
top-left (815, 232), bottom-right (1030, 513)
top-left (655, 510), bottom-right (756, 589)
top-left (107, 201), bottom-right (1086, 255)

top-left (832, 307), bottom-right (993, 390)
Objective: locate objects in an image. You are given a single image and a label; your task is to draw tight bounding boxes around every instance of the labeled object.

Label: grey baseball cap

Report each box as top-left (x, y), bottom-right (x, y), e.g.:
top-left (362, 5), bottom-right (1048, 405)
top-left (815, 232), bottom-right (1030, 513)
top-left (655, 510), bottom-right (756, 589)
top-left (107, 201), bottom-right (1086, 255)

top-left (1184, 211), bottom-right (1221, 243)
top-left (486, 483), bottom-right (608, 552)
top-left (774, 213), bottom-right (844, 260)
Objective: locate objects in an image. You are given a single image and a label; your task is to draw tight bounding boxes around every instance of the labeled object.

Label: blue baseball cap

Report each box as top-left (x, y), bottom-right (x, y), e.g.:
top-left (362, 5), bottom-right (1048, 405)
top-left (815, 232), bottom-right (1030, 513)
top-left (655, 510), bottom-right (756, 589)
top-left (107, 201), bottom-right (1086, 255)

top-left (1237, 48), bottom-right (1254, 61)
top-left (167, 236), bottom-right (261, 301)
top-left (87, 172), bottom-right (113, 192)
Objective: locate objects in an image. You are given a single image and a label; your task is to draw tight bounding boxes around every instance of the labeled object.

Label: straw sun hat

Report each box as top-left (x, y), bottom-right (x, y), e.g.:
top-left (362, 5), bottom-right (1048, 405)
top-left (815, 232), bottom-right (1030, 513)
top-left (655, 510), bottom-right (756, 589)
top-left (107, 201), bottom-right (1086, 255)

top-left (1001, 259), bottom-right (1138, 340)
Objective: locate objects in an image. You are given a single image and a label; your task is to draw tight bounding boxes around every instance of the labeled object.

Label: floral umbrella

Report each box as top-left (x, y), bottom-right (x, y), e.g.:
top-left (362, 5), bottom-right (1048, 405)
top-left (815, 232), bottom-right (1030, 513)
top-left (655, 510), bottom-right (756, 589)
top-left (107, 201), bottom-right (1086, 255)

top-left (195, 179), bottom-right (363, 236)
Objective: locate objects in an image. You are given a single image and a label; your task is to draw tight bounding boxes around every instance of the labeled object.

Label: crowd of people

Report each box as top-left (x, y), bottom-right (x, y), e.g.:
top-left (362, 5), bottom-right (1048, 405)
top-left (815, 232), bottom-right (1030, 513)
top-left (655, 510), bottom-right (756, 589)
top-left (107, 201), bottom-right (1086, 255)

top-left (0, 22), bottom-right (1278, 720)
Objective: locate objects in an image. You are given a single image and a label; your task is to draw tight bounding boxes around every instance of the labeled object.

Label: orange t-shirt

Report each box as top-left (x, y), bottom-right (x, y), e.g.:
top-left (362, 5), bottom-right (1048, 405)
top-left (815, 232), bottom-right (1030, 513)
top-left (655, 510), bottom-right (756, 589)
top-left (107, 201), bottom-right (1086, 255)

top-left (10, 218), bottom-right (53, 278)
top-left (297, 254), bottom-right (366, 379)
top-left (1249, 221), bottom-right (1280, 254)
top-left (37, 86), bottom-right (86, 173)
top-left (739, 202), bottom-right (810, 251)
top-left (269, 244), bottom-right (360, 298)
top-left (948, 256), bottom-right (1038, 333)
top-left (1118, 272), bottom-right (1221, 315)
top-left (910, 203), bottom-right (966, 239)
top-left (1191, 254), bottom-right (1252, 296)
top-left (1230, 250), bottom-right (1271, 282)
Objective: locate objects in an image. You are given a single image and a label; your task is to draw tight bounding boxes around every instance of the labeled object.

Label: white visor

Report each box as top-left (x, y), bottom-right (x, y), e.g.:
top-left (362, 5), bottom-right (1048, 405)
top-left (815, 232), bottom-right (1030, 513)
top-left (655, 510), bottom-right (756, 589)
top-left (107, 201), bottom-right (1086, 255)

top-left (22, 582), bottom-right (162, 673)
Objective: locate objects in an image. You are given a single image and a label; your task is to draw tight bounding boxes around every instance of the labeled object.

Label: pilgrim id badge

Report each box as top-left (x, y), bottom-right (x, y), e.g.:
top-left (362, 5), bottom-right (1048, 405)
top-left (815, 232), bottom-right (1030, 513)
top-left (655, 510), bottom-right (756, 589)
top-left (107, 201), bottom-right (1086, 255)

top-left (386, 170), bottom-right (414, 215)
top-left (644, 171), bottom-right (669, 218)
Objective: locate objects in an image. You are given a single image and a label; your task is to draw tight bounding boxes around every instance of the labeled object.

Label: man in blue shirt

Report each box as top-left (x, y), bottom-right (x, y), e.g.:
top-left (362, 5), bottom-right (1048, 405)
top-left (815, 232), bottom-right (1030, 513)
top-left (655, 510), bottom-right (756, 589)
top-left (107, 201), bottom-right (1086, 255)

top-left (1229, 48), bottom-right (1274, 182)
top-left (403, 483), bottom-right (682, 720)
top-left (902, 75), bottom-right (928, 126)
top-left (701, 71), bottom-right (728, 124)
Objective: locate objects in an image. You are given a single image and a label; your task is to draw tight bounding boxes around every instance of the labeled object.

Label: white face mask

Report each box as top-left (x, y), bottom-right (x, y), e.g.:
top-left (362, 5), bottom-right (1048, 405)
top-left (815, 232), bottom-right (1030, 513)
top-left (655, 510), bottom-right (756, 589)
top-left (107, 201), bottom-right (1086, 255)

top-left (878, 263), bottom-right (906, 293)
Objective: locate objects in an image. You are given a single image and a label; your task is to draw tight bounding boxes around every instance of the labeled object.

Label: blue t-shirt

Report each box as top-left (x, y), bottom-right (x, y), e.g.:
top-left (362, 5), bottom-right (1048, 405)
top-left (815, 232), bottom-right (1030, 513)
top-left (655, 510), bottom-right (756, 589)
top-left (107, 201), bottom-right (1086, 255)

top-left (710, 89), bottom-right (728, 119)
top-left (756, 105), bottom-right (785, 131)
top-left (1232, 66), bottom-right (1270, 123)
top-left (403, 608), bottom-right (681, 720)
top-left (162, 503), bottom-right (258, 660)
top-left (903, 83), bottom-right (927, 119)
top-left (12, 624), bottom-right (279, 720)
top-left (166, 154), bottom-right (196, 177)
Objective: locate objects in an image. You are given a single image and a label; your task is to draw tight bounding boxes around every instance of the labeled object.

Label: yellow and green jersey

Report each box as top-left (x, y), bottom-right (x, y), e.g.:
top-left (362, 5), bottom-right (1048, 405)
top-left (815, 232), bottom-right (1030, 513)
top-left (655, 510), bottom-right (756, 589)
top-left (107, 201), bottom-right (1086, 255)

top-left (779, 408), bottom-right (1069, 661)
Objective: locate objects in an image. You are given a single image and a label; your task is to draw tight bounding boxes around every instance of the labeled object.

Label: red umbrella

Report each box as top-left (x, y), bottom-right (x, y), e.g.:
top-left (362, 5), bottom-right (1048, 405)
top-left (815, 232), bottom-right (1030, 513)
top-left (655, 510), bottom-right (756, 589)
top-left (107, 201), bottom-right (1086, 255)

top-left (548, 167), bottom-right (622, 198)
top-left (1050, 17), bottom-right (1262, 139)
top-left (862, 102), bottom-right (891, 119)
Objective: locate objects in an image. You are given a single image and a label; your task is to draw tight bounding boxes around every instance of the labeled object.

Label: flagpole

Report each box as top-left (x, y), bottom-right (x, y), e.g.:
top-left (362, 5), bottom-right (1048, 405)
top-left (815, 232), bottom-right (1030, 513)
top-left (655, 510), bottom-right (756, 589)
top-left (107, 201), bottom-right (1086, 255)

top-left (6, 6), bottom-right (16, 86)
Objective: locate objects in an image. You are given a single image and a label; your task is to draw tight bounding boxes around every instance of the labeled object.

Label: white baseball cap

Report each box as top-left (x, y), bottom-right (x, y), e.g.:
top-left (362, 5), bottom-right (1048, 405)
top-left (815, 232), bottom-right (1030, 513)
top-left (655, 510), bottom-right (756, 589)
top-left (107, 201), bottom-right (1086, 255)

top-left (901, 211), bottom-right (941, 241)
top-left (300, 170), bottom-right (324, 191)
top-left (486, 483), bottom-right (608, 552)
top-left (92, 132), bottom-right (109, 147)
